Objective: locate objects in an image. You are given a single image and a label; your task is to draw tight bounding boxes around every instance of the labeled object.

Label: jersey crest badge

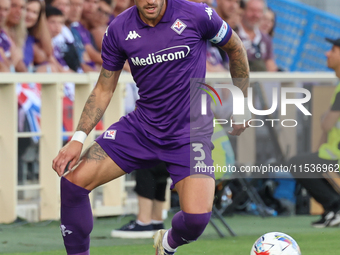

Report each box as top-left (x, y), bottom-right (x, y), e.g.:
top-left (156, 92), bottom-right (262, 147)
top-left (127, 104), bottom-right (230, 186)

top-left (104, 130), bottom-right (117, 140)
top-left (171, 19), bottom-right (187, 35)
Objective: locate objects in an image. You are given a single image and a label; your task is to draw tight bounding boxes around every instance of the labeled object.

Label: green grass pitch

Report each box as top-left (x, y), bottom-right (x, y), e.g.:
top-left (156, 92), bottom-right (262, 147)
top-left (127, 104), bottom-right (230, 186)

top-left (1, 214), bottom-right (339, 254)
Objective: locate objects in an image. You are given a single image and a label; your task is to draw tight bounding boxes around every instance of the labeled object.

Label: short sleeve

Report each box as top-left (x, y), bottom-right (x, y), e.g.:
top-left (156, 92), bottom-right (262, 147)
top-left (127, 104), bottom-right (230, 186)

top-left (101, 24), bottom-right (127, 71)
top-left (331, 91), bottom-right (340, 111)
top-left (194, 3), bottom-right (232, 46)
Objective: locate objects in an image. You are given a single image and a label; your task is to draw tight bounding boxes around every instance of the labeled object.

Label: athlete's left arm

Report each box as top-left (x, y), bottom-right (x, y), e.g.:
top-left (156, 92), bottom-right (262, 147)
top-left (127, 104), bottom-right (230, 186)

top-left (219, 30), bottom-right (250, 97)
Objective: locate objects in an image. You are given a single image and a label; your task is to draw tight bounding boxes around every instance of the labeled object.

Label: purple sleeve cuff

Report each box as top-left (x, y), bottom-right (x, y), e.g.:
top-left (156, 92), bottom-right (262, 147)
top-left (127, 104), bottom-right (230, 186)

top-left (101, 62), bottom-right (123, 72)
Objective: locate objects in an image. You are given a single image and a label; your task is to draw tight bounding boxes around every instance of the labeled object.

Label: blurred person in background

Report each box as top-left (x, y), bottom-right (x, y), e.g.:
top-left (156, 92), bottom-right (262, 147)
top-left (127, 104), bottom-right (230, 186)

top-left (113, 0), bottom-right (130, 17)
top-left (0, 0), bottom-right (11, 72)
top-left (90, 0), bottom-right (132, 71)
top-left (23, 0), bottom-right (37, 70)
top-left (5, 0), bottom-right (27, 72)
top-left (91, 0), bottom-right (131, 72)
top-left (229, 0), bottom-right (244, 33)
top-left (26, 0), bottom-right (62, 72)
top-left (215, 0), bottom-right (241, 30)
top-left (45, 0), bottom-right (74, 49)
top-left (237, 0), bottom-right (277, 71)
top-left (46, 5), bottom-right (74, 72)
top-left (46, 0), bottom-right (74, 44)
top-left (259, 7), bottom-right (275, 38)
top-left (46, 0), bottom-right (84, 72)
top-left (259, 8), bottom-right (283, 71)
top-left (77, 0), bottom-right (104, 66)
top-left (90, 0), bottom-right (112, 51)
top-left (81, 0), bottom-right (99, 29)
top-left (289, 37), bottom-right (340, 228)
top-left (68, 0), bottom-right (97, 71)
top-left (46, 0), bottom-right (70, 22)
top-left (69, 0), bottom-right (102, 67)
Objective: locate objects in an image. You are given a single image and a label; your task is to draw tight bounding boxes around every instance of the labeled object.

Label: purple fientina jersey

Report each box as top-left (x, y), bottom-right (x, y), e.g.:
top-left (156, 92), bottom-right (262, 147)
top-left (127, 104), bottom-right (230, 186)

top-left (71, 22), bottom-right (92, 46)
top-left (101, 0), bottom-right (232, 141)
top-left (0, 30), bottom-right (11, 58)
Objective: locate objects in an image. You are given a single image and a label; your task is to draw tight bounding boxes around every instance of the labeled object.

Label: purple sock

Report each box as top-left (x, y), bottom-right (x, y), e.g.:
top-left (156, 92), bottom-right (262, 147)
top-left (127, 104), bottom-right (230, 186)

top-left (167, 211), bottom-right (211, 249)
top-left (60, 177), bottom-right (93, 255)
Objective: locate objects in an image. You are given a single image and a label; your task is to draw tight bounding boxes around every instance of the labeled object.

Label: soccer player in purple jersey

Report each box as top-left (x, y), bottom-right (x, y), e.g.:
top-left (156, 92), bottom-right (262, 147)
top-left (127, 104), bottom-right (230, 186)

top-left (52, 0), bottom-right (250, 254)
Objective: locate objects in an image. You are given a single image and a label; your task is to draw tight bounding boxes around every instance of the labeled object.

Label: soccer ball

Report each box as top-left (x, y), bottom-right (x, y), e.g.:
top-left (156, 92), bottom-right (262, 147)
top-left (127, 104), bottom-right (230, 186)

top-left (250, 232), bottom-right (301, 255)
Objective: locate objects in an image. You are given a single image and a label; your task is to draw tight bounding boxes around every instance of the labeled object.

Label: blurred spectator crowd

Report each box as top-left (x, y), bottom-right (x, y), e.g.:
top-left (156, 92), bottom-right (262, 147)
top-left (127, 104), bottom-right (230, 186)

top-left (0, 0), bottom-right (134, 73)
top-left (0, 0), bottom-right (278, 74)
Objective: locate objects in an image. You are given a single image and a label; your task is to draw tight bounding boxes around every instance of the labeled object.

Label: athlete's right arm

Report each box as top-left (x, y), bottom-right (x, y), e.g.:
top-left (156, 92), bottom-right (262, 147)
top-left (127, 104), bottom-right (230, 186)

top-left (52, 68), bottom-right (122, 177)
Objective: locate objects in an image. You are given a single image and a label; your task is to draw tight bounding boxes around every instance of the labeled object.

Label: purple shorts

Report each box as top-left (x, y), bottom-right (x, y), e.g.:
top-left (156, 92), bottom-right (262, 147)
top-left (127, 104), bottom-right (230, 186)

top-left (95, 113), bottom-right (214, 189)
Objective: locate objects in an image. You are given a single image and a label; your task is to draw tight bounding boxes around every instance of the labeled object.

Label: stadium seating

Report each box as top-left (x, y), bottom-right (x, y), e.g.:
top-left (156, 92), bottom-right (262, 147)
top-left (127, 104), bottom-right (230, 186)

top-left (268, 0), bottom-right (340, 71)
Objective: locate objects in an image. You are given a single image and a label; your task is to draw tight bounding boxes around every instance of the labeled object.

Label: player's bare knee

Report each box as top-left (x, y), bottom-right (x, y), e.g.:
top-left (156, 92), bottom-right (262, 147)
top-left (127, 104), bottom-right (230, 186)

top-left (63, 166), bottom-right (83, 186)
top-left (64, 142), bottom-right (109, 188)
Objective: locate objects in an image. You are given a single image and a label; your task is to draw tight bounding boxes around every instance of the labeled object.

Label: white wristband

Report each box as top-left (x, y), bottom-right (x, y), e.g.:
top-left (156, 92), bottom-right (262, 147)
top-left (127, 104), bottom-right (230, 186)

top-left (71, 131), bottom-right (87, 144)
top-left (232, 97), bottom-right (252, 123)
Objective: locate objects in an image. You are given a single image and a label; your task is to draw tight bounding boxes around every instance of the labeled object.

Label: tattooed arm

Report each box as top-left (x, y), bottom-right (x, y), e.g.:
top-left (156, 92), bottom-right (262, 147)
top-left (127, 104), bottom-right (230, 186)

top-left (220, 31), bottom-right (250, 136)
top-left (220, 30), bottom-right (249, 97)
top-left (52, 67), bottom-right (121, 176)
top-left (76, 68), bottom-right (122, 134)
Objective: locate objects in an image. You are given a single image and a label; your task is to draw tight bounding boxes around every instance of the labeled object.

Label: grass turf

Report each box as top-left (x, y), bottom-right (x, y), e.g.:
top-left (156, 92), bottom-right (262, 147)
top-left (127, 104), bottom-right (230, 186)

top-left (1, 214), bottom-right (340, 254)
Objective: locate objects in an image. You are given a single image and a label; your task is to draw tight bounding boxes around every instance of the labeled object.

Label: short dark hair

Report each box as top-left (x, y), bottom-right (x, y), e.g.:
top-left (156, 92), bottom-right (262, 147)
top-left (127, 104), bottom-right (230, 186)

top-left (45, 0), bottom-right (55, 6)
top-left (45, 5), bottom-right (64, 19)
top-left (240, 0), bottom-right (245, 9)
